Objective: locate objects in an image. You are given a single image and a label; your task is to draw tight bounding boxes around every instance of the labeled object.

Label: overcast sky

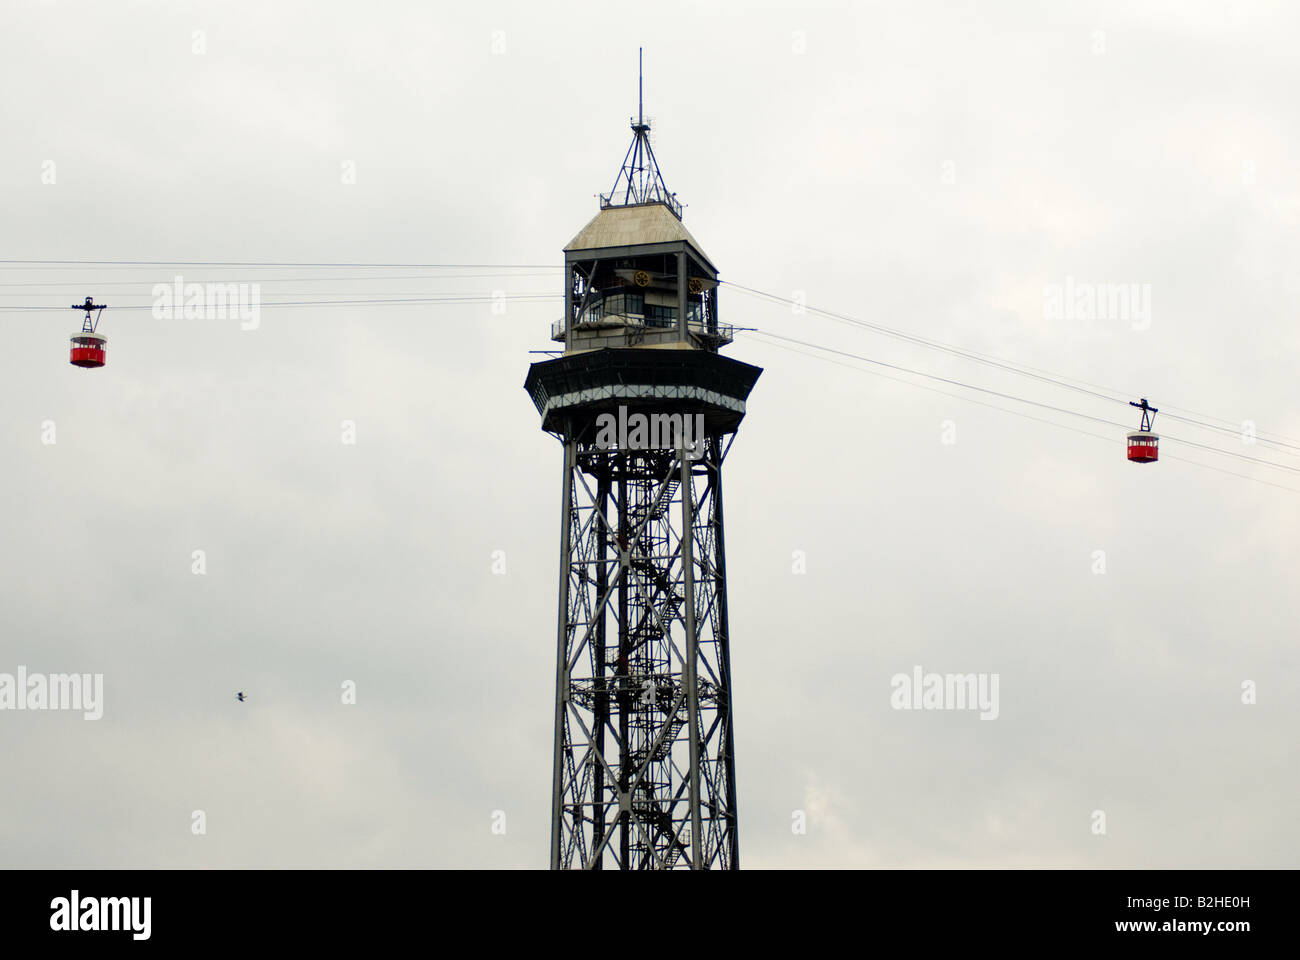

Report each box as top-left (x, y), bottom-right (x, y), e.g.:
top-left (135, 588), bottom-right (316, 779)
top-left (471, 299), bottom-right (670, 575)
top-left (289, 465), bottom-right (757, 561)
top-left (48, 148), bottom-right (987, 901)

top-left (1, 0), bottom-right (1296, 869)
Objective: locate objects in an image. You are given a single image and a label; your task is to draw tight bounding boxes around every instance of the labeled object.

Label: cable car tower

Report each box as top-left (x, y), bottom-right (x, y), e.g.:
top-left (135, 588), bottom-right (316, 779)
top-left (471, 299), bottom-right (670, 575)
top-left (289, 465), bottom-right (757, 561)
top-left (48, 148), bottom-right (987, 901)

top-left (524, 54), bottom-right (761, 869)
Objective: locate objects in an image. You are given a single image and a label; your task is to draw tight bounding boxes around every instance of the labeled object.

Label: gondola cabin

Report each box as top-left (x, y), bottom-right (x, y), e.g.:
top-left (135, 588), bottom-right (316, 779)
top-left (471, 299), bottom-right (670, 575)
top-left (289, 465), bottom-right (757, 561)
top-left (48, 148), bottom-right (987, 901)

top-left (1126, 398), bottom-right (1159, 463)
top-left (69, 331), bottom-right (107, 368)
top-left (1126, 430), bottom-right (1158, 463)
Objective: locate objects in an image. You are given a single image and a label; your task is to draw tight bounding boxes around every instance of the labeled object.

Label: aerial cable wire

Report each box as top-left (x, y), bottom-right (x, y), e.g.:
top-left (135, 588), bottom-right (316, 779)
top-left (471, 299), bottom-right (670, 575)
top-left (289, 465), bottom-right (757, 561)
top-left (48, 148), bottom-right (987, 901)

top-left (750, 332), bottom-right (1300, 494)
top-left (744, 329), bottom-right (1300, 477)
top-left (727, 281), bottom-right (1300, 451)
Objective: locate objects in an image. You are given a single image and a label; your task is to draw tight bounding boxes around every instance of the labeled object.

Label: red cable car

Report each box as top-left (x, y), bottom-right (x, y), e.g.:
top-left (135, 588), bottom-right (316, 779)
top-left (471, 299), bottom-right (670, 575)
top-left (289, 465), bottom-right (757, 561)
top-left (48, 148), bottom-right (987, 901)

top-left (69, 296), bottom-right (107, 369)
top-left (1127, 398), bottom-right (1158, 463)
top-left (69, 331), bottom-right (107, 368)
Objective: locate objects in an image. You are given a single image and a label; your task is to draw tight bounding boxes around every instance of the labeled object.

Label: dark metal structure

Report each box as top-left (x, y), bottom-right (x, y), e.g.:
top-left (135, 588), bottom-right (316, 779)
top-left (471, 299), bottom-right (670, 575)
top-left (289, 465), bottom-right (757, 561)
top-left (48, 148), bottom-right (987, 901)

top-left (524, 70), bottom-right (760, 869)
top-left (1129, 398), bottom-right (1157, 433)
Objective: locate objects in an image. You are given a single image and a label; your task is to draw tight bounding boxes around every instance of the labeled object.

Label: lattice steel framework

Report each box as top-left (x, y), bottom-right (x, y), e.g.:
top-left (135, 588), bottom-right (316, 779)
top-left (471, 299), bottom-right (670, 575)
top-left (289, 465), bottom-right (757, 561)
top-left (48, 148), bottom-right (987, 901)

top-left (548, 430), bottom-right (740, 869)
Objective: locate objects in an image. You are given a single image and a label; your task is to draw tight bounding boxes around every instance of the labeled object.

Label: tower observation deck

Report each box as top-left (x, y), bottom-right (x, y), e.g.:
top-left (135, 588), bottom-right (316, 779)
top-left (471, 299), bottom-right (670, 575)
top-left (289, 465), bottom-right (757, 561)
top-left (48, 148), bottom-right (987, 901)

top-left (524, 62), bottom-right (761, 870)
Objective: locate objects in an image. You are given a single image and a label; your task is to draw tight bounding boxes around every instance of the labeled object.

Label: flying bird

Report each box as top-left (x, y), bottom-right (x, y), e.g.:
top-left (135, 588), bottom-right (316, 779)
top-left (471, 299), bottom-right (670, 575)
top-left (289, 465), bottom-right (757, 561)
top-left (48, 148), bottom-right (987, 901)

top-left (236, 692), bottom-right (246, 702)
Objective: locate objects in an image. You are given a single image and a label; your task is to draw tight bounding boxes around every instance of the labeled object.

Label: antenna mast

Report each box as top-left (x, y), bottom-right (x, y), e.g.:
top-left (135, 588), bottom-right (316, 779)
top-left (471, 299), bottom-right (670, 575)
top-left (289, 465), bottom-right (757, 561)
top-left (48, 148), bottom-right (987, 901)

top-left (600, 48), bottom-right (682, 219)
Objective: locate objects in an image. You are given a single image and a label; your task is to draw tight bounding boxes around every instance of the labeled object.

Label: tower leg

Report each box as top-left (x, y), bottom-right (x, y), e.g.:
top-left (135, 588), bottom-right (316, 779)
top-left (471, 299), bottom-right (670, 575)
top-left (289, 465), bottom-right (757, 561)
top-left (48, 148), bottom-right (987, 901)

top-left (680, 450), bottom-right (703, 870)
top-left (550, 436), bottom-right (576, 870)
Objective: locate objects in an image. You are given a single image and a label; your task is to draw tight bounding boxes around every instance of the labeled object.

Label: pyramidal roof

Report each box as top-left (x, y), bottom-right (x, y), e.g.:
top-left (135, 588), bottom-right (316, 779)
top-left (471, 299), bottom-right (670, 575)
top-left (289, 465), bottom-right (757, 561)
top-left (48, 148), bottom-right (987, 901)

top-left (564, 202), bottom-right (715, 270)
